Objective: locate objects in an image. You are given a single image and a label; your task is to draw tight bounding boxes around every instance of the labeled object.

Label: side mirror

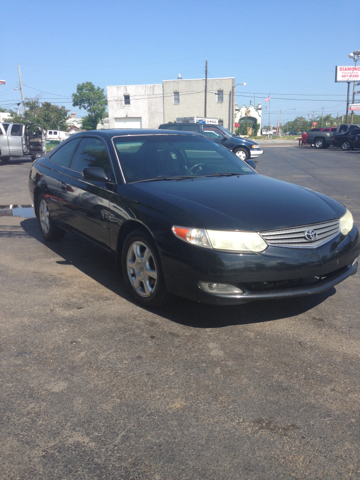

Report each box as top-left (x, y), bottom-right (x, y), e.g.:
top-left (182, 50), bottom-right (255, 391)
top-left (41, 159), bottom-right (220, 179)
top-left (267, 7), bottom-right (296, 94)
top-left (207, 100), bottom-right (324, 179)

top-left (82, 167), bottom-right (110, 182)
top-left (245, 159), bottom-right (256, 170)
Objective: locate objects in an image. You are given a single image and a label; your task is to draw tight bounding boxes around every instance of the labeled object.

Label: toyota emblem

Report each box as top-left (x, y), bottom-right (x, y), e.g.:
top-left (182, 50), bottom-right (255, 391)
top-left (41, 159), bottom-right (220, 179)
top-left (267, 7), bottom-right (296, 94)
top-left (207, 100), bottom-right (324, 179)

top-left (305, 229), bottom-right (318, 241)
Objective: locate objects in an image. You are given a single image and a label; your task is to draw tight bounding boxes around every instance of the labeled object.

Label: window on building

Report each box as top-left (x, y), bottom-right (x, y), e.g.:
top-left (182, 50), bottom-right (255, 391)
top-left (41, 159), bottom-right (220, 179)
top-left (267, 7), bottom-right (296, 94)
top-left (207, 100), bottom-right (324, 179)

top-left (124, 95), bottom-right (130, 105)
top-left (174, 92), bottom-right (180, 104)
top-left (218, 119), bottom-right (224, 126)
top-left (217, 90), bottom-right (224, 102)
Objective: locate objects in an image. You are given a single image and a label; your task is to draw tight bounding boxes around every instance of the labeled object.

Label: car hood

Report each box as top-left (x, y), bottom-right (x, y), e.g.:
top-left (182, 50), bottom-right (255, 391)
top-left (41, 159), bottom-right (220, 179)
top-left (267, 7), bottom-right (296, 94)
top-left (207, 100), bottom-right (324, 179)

top-left (133, 175), bottom-right (345, 231)
top-left (234, 136), bottom-right (259, 146)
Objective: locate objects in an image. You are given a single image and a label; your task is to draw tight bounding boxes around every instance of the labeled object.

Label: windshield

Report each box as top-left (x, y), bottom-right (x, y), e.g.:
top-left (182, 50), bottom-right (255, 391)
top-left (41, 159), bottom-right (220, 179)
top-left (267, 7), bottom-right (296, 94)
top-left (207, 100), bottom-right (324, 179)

top-left (216, 125), bottom-right (235, 137)
top-left (113, 134), bottom-right (256, 183)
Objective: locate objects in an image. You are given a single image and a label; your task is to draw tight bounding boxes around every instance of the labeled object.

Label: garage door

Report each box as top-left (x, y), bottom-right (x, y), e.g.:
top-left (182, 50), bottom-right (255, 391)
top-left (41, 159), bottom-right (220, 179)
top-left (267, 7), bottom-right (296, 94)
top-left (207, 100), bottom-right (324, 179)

top-left (114, 117), bottom-right (142, 129)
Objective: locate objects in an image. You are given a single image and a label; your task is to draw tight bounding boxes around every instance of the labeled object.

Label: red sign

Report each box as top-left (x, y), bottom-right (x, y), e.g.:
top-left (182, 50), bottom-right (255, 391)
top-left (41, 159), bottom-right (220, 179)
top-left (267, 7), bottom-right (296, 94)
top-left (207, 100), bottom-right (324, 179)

top-left (0, 80), bottom-right (6, 85)
top-left (312, 122), bottom-right (317, 126)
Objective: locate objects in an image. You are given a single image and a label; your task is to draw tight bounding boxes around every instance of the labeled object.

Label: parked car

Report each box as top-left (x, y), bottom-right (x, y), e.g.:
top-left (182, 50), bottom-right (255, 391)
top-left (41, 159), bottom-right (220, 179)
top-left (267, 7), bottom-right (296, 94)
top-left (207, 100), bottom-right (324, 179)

top-left (305, 127), bottom-right (337, 149)
top-left (332, 127), bottom-right (360, 151)
top-left (352, 134), bottom-right (360, 150)
top-left (28, 130), bottom-right (359, 308)
top-left (0, 123), bottom-right (28, 163)
top-left (320, 127), bottom-right (337, 134)
top-left (158, 122), bottom-right (263, 166)
top-left (0, 122), bottom-right (46, 163)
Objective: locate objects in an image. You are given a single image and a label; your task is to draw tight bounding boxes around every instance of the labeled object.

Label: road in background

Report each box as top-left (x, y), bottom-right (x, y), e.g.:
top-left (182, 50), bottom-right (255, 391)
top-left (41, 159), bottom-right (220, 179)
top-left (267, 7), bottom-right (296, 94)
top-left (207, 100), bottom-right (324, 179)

top-left (1, 147), bottom-right (360, 479)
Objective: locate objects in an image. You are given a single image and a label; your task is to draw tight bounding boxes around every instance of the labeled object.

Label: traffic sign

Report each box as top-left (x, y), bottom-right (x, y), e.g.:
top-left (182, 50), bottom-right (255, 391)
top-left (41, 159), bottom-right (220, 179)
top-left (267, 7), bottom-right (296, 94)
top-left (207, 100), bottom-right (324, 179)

top-left (349, 103), bottom-right (360, 111)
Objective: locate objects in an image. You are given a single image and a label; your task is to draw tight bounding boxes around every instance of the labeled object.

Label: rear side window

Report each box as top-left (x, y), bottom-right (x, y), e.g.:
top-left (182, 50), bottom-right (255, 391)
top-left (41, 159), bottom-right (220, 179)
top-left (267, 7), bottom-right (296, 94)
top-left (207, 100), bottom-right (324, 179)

top-left (70, 137), bottom-right (112, 174)
top-left (160, 124), bottom-right (180, 130)
top-left (49, 138), bottom-right (81, 167)
top-left (178, 124), bottom-right (199, 132)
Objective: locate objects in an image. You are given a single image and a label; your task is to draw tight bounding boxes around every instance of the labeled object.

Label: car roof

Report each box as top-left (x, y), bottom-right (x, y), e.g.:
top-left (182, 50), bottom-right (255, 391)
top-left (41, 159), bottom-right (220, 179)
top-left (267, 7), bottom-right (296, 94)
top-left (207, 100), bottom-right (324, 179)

top-left (70, 128), bottom-right (201, 138)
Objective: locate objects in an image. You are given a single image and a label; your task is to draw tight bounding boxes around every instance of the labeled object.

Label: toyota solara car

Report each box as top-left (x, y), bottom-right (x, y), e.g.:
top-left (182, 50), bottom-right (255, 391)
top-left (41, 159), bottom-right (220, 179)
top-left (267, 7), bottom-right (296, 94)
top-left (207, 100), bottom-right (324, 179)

top-left (28, 129), bottom-right (359, 307)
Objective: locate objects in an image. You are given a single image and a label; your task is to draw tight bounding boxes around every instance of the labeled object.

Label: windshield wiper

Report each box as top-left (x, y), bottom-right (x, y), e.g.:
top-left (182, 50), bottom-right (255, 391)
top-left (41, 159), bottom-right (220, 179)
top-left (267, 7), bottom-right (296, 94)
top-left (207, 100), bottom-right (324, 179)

top-left (202, 172), bottom-right (246, 177)
top-left (131, 175), bottom-right (195, 184)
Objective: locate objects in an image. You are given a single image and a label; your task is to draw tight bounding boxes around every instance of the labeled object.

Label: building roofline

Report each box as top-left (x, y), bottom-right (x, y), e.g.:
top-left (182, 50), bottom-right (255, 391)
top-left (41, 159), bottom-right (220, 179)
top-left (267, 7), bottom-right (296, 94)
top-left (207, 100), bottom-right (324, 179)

top-left (107, 84), bottom-right (162, 88)
top-left (163, 77), bottom-right (235, 82)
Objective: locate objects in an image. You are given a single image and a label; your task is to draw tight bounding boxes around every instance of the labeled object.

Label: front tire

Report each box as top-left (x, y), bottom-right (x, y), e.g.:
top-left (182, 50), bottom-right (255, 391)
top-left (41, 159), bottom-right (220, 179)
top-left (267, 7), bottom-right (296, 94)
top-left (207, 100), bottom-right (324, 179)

top-left (121, 230), bottom-right (168, 308)
top-left (234, 148), bottom-right (249, 161)
top-left (1, 156), bottom-right (10, 164)
top-left (37, 193), bottom-right (65, 241)
top-left (341, 141), bottom-right (351, 151)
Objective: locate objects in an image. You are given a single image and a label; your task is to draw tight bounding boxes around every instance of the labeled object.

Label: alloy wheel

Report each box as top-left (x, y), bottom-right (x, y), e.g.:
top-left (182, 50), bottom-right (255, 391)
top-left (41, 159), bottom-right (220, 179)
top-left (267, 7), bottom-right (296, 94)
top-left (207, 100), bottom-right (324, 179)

top-left (126, 241), bottom-right (158, 297)
top-left (39, 199), bottom-right (50, 234)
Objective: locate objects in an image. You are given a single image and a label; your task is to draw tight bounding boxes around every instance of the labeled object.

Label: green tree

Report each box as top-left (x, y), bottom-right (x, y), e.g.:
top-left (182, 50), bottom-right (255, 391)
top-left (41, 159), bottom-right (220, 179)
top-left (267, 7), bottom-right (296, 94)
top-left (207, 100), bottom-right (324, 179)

top-left (236, 118), bottom-right (251, 136)
top-left (72, 82), bottom-right (107, 130)
top-left (252, 119), bottom-right (260, 136)
top-left (7, 98), bottom-right (69, 131)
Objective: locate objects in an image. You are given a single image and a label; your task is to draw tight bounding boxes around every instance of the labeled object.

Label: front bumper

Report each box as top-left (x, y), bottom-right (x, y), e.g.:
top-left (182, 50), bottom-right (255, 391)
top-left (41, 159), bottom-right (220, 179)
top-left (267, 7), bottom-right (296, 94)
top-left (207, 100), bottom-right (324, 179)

top-left (250, 149), bottom-right (263, 158)
top-left (161, 226), bottom-right (360, 305)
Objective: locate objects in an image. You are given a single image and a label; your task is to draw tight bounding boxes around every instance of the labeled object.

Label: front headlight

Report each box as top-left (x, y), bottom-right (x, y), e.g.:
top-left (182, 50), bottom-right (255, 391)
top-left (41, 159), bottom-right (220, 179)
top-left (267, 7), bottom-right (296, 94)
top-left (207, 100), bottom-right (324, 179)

top-left (340, 209), bottom-right (354, 235)
top-left (172, 226), bottom-right (268, 253)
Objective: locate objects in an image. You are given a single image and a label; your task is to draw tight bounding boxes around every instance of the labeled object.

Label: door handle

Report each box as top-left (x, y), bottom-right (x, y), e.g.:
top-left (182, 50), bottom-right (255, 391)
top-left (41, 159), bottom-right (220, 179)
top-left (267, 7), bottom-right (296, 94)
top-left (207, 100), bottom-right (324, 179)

top-left (61, 182), bottom-right (67, 191)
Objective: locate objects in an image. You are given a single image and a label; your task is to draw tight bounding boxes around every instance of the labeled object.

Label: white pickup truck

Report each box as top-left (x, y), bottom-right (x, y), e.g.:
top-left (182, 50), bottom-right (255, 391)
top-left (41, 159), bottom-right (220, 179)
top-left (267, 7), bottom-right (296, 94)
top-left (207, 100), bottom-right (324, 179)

top-left (0, 123), bottom-right (46, 163)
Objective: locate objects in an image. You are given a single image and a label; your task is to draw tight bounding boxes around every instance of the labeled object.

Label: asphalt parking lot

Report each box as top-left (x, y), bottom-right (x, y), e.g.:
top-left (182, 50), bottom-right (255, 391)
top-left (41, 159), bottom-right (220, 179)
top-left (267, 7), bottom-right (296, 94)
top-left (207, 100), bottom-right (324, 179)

top-left (1, 146), bottom-right (360, 479)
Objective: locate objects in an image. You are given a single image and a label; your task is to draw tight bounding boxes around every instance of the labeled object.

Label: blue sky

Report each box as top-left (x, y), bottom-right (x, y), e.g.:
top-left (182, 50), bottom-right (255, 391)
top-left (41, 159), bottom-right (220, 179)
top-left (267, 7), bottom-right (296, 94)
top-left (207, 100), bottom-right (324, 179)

top-left (1, 0), bottom-right (358, 126)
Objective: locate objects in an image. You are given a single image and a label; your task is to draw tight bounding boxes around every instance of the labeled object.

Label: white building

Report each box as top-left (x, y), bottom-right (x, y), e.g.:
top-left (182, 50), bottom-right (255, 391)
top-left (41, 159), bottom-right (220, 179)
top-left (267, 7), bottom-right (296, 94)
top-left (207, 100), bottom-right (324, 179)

top-left (66, 112), bottom-right (83, 129)
top-left (235, 102), bottom-right (262, 135)
top-left (0, 112), bottom-right (12, 122)
top-left (107, 77), bottom-right (235, 131)
top-left (107, 84), bottom-right (163, 129)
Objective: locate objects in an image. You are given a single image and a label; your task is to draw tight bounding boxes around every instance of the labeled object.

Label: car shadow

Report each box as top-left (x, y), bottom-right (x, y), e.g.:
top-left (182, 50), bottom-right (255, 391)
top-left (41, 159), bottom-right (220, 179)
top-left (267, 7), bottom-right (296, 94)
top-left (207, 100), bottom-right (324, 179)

top-left (0, 156), bottom-right (33, 165)
top-left (21, 218), bottom-right (334, 328)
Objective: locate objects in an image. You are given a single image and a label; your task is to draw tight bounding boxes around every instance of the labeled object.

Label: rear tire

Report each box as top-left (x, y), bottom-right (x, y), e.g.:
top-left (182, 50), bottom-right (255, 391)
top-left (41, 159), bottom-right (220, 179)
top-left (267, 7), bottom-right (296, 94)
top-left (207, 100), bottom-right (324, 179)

top-left (314, 138), bottom-right (325, 149)
top-left (121, 230), bottom-right (168, 308)
top-left (37, 193), bottom-right (65, 241)
top-left (1, 156), bottom-right (10, 164)
top-left (341, 141), bottom-right (351, 151)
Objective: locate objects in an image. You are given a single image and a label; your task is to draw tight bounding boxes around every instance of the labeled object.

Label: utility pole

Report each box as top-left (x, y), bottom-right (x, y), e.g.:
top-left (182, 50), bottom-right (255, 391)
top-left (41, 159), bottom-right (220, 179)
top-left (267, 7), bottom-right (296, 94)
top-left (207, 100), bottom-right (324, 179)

top-left (321, 107), bottom-right (324, 126)
top-left (204, 59), bottom-right (208, 117)
top-left (231, 80), bottom-right (235, 133)
top-left (18, 65), bottom-right (25, 114)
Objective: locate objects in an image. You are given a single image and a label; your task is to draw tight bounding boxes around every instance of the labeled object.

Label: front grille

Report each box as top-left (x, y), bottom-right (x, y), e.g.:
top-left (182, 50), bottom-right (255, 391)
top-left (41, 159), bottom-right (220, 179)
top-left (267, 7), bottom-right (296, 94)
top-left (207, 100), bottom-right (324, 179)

top-left (260, 219), bottom-right (340, 248)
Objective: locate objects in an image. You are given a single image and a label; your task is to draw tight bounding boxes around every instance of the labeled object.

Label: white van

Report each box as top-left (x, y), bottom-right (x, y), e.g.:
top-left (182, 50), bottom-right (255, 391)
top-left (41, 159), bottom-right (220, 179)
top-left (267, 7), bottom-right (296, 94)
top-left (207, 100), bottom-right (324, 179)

top-left (46, 130), bottom-right (70, 141)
